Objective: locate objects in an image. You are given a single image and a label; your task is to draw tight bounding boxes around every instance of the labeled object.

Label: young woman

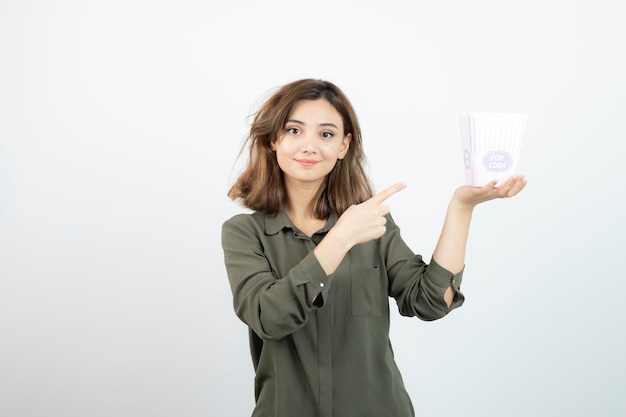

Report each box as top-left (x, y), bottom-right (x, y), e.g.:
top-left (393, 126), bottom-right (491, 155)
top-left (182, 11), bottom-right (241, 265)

top-left (221, 79), bottom-right (526, 417)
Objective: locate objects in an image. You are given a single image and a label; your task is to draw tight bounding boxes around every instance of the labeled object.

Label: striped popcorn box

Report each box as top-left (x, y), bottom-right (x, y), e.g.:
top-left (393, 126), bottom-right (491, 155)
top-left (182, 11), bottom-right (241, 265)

top-left (459, 112), bottom-right (528, 186)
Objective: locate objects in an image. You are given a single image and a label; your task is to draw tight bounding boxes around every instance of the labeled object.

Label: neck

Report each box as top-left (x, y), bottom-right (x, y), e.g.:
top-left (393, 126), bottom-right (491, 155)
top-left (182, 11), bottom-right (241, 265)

top-left (284, 194), bottom-right (327, 238)
top-left (284, 179), bottom-right (323, 220)
top-left (285, 195), bottom-right (315, 223)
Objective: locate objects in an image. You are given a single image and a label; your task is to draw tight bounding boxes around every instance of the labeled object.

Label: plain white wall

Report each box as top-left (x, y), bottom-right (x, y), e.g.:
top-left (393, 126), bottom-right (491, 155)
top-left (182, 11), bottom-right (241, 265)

top-left (1, 0), bottom-right (625, 416)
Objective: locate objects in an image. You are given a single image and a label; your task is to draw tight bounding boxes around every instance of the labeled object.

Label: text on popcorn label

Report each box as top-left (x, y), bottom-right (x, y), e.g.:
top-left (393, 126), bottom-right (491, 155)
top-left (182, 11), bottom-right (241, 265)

top-left (482, 151), bottom-right (514, 172)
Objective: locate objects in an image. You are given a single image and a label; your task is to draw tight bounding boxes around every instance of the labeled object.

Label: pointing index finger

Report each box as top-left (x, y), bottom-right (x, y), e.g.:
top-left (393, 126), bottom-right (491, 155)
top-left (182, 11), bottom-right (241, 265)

top-left (371, 182), bottom-right (407, 204)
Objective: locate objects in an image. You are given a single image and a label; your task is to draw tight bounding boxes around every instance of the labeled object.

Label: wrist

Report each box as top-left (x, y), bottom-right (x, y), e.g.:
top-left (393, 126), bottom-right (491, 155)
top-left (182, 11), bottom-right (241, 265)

top-left (449, 195), bottom-right (476, 214)
top-left (325, 227), bottom-right (352, 254)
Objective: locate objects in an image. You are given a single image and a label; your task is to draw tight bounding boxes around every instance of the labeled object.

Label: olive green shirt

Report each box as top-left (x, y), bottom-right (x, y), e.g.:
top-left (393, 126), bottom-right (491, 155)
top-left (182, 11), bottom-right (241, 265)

top-left (221, 209), bottom-right (464, 417)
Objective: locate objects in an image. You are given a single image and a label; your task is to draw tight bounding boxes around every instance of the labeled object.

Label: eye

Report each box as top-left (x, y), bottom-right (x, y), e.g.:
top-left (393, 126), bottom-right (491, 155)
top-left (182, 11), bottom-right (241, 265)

top-left (286, 127), bottom-right (300, 135)
top-left (321, 131), bottom-right (335, 139)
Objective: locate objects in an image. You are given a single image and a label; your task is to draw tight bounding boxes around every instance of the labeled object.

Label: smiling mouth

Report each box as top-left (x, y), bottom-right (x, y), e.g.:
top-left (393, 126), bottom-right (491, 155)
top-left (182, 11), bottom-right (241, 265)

top-left (296, 159), bottom-right (319, 167)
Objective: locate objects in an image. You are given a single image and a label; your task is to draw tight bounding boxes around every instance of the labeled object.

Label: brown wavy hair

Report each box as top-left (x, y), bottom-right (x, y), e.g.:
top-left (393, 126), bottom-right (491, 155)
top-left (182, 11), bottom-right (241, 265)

top-left (228, 79), bottom-right (373, 218)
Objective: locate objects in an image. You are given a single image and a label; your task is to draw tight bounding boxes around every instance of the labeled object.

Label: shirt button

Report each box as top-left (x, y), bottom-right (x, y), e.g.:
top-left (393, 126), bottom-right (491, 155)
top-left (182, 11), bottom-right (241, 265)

top-left (320, 282), bottom-right (325, 288)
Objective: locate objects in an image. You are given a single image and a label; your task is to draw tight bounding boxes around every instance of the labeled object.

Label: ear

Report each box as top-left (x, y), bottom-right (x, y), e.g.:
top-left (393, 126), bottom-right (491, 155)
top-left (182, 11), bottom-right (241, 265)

top-left (338, 133), bottom-right (352, 160)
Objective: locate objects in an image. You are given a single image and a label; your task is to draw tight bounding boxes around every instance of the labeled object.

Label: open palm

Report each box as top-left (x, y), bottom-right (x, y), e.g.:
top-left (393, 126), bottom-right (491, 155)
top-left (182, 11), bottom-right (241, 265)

top-left (454, 175), bottom-right (527, 209)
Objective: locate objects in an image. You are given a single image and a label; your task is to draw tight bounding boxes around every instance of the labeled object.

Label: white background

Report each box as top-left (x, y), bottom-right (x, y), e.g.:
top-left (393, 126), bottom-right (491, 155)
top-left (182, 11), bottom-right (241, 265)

top-left (1, 1), bottom-right (625, 416)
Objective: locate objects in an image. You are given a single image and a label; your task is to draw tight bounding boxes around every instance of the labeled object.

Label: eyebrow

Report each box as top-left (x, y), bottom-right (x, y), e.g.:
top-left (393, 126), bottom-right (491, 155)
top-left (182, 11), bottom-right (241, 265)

top-left (286, 119), bottom-right (339, 130)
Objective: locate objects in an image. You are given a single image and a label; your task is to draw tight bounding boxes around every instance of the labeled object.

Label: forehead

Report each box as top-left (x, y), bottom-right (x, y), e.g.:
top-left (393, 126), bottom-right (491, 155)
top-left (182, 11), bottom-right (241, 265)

top-left (288, 99), bottom-right (343, 127)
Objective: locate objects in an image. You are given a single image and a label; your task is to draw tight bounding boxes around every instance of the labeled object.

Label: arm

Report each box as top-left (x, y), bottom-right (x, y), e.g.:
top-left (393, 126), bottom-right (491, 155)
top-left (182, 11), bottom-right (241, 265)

top-left (433, 175), bottom-right (528, 307)
top-left (383, 214), bottom-right (465, 320)
top-left (222, 183), bottom-right (407, 339)
top-left (314, 182), bottom-right (408, 275)
top-left (222, 215), bottom-right (329, 340)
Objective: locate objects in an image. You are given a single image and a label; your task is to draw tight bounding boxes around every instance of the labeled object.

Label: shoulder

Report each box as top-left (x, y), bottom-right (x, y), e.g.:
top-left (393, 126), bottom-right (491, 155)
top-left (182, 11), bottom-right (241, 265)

top-left (379, 212), bottom-right (405, 245)
top-left (384, 212), bottom-right (400, 231)
top-left (223, 209), bottom-right (291, 237)
top-left (221, 212), bottom-right (268, 250)
top-left (222, 211), bottom-right (265, 231)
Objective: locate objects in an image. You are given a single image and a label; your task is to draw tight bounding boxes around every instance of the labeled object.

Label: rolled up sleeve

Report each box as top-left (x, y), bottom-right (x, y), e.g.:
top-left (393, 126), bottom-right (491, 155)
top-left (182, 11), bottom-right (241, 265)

top-left (383, 215), bottom-right (466, 320)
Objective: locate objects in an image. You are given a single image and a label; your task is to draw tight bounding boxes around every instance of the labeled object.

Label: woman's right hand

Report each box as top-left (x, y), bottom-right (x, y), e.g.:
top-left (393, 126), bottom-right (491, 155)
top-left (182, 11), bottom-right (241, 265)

top-left (332, 182), bottom-right (407, 249)
top-left (314, 182), bottom-right (407, 276)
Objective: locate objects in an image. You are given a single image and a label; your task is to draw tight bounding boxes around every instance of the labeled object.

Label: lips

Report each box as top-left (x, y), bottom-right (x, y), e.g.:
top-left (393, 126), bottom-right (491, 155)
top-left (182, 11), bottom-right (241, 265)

top-left (295, 159), bottom-right (319, 167)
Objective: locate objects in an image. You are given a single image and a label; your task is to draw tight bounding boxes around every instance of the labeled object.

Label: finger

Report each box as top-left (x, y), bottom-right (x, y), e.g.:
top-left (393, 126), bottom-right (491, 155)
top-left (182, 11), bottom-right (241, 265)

top-left (371, 182), bottom-right (407, 204)
top-left (507, 176), bottom-right (527, 196)
top-left (504, 175), bottom-right (524, 187)
top-left (481, 179), bottom-right (499, 190)
top-left (499, 181), bottom-right (518, 197)
top-left (497, 176), bottom-right (525, 197)
top-left (486, 176), bottom-right (517, 193)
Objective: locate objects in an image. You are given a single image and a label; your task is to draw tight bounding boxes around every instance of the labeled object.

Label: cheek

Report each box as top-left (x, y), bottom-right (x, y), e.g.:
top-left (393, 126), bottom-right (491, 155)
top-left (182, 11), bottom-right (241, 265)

top-left (273, 148), bottom-right (293, 171)
top-left (321, 142), bottom-right (345, 157)
top-left (275, 152), bottom-right (287, 167)
top-left (273, 138), bottom-right (297, 154)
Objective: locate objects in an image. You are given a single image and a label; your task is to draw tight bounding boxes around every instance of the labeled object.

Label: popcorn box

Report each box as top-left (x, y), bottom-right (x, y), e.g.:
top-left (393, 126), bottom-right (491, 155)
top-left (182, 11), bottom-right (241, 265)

top-left (459, 112), bottom-right (528, 187)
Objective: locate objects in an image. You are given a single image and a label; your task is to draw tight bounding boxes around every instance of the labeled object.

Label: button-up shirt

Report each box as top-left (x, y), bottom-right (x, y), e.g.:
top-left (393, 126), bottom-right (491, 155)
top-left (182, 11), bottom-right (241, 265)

top-left (221, 209), bottom-right (464, 417)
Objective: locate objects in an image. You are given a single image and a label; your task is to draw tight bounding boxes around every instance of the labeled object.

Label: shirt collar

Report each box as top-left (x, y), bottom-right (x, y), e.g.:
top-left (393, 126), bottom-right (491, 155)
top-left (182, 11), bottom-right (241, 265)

top-left (264, 208), bottom-right (339, 236)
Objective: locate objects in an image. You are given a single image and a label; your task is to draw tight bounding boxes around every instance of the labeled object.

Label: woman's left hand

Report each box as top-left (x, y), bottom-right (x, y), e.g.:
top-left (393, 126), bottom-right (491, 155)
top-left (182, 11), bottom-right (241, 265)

top-left (453, 175), bottom-right (527, 209)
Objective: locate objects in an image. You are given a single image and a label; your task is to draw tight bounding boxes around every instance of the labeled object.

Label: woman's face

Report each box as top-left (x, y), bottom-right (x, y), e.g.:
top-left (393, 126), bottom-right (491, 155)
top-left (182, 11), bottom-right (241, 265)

top-left (271, 99), bottom-right (351, 190)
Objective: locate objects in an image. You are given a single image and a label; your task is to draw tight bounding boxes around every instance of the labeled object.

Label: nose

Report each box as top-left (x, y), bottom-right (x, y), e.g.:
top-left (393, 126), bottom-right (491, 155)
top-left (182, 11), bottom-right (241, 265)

top-left (302, 134), bottom-right (317, 153)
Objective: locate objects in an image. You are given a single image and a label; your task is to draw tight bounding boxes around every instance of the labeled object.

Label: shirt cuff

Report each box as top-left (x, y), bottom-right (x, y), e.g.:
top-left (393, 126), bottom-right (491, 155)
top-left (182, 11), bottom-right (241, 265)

top-left (294, 251), bottom-right (333, 308)
top-left (427, 257), bottom-right (465, 308)
top-left (428, 258), bottom-right (463, 287)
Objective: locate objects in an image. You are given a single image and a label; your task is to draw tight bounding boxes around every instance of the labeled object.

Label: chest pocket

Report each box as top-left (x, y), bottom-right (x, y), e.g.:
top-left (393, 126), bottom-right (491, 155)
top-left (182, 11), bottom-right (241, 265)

top-left (350, 266), bottom-right (384, 317)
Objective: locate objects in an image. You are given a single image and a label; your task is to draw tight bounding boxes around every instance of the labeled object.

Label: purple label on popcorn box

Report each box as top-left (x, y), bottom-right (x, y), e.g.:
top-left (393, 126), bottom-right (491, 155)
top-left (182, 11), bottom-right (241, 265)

top-left (483, 151), bottom-right (514, 172)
